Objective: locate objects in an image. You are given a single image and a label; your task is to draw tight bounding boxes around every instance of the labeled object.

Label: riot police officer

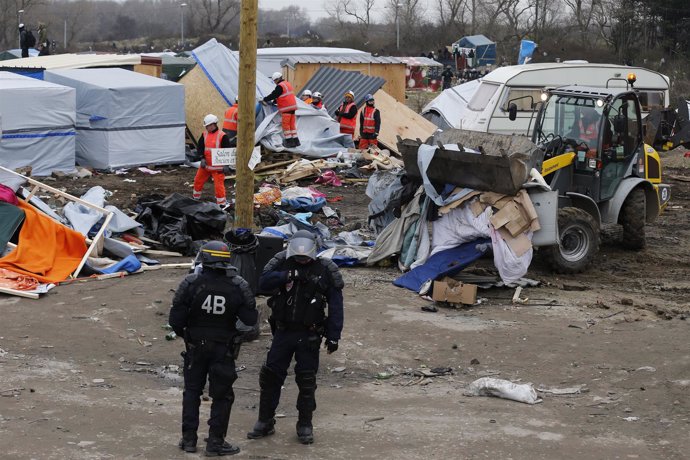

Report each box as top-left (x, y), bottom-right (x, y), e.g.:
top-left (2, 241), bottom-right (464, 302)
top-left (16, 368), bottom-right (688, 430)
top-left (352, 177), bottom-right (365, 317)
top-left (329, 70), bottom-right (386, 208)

top-left (169, 240), bottom-right (258, 456)
top-left (246, 230), bottom-right (344, 444)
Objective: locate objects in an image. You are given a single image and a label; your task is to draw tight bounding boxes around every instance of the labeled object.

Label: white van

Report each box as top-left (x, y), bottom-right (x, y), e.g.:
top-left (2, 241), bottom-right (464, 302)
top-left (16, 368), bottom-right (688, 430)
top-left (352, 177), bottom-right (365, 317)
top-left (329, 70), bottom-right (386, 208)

top-left (423, 62), bottom-right (670, 135)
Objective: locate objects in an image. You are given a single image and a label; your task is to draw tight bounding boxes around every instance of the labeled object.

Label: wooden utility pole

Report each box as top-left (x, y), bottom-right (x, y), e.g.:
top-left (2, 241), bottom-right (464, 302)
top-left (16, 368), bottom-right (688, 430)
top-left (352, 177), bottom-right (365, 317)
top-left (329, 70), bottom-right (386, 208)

top-left (234, 0), bottom-right (258, 229)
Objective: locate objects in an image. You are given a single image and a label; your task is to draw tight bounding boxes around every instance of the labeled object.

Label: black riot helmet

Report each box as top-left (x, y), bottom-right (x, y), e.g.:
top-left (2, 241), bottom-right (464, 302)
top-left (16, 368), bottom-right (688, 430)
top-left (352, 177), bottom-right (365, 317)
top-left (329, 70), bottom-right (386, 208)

top-left (286, 230), bottom-right (318, 261)
top-left (199, 240), bottom-right (233, 269)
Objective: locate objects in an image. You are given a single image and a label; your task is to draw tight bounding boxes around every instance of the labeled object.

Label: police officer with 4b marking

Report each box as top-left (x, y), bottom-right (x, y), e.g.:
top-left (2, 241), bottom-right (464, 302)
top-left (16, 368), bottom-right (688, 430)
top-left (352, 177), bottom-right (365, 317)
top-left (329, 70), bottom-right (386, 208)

top-left (169, 241), bottom-right (258, 456)
top-left (247, 230), bottom-right (344, 444)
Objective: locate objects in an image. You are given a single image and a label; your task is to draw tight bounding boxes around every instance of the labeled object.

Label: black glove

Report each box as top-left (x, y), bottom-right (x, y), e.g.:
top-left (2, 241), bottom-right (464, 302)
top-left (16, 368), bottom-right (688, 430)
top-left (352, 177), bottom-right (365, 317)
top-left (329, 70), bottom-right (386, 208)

top-left (325, 339), bottom-right (338, 354)
top-left (288, 269), bottom-right (310, 282)
top-left (223, 165), bottom-right (231, 174)
top-left (334, 109), bottom-right (340, 117)
top-left (200, 158), bottom-right (207, 169)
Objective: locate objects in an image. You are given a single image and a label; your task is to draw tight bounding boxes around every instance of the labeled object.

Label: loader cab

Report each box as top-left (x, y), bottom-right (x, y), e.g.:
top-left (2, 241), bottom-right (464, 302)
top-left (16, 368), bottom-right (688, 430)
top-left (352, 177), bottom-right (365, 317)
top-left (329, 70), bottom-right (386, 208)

top-left (533, 86), bottom-right (642, 202)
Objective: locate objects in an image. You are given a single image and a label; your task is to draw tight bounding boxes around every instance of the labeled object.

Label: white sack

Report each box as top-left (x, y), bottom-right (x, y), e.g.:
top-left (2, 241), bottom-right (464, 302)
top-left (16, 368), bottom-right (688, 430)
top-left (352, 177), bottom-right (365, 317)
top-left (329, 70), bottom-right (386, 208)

top-left (465, 377), bottom-right (542, 405)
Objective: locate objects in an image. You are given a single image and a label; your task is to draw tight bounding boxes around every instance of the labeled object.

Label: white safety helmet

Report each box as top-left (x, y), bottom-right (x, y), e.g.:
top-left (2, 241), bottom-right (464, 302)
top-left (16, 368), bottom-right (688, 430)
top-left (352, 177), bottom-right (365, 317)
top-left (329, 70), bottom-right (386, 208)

top-left (271, 71), bottom-right (283, 81)
top-left (312, 91), bottom-right (323, 100)
top-left (302, 89), bottom-right (312, 97)
top-left (344, 90), bottom-right (355, 99)
top-left (203, 114), bottom-right (219, 126)
top-left (18, 23), bottom-right (25, 29)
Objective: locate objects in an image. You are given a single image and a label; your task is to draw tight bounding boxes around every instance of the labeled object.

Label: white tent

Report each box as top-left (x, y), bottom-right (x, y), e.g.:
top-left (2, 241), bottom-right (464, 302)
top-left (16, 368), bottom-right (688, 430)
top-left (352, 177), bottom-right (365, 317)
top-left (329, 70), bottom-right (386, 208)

top-left (0, 71), bottom-right (76, 176)
top-left (189, 39), bottom-right (353, 156)
top-left (44, 68), bottom-right (185, 170)
top-left (422, 79), bottom-right (480, 129)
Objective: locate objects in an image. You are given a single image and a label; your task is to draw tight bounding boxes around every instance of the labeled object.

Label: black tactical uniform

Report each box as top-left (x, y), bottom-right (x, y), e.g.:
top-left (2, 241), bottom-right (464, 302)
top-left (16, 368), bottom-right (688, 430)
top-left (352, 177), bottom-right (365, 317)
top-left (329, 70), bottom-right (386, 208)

top-left (247, 230), bottom-right (344, 444)
top-left (170, 241), bottom-right (258, 456)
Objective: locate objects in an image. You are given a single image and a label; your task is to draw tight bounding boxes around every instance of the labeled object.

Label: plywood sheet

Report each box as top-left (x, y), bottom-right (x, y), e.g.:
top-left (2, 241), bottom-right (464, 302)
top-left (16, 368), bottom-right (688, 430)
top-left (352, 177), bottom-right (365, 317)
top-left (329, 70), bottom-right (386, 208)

top-left (372, 89), bottom-right (437, 155)
top-left (179, 65), bottom-right (230, 140)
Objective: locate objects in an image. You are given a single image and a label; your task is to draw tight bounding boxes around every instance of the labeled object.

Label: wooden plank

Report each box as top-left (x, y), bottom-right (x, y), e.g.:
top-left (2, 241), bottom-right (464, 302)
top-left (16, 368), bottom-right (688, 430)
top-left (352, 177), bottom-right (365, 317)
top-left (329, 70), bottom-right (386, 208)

top-left (73, 212), bottom-right (113, 278)
top-left (142, 249), bottom-right (184, 257)
top-left (0, 286), bottom-right (40, 300)
top-left (372, 89), bottom-right (437, 155)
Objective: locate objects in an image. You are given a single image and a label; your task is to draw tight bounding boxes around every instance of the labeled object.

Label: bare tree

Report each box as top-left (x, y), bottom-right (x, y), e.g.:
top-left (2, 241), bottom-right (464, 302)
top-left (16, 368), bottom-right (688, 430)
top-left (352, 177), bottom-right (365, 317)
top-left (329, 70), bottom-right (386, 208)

top-left (327, 0), bottom-right (376, 39)
top-left (563, 0), bottom-right (598, 47)
top-left (437, 0), bottom-right (465, 29)
top-left (187, 0), bottom-right (240, 35)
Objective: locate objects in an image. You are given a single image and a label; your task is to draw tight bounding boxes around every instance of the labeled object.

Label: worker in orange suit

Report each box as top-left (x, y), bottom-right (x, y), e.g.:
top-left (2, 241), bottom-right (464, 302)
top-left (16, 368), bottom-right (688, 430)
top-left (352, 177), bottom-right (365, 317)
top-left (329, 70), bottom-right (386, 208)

top-left (222, 96), bottom-right (239, 147)
top-left (193, 114), bottom-right (232, 208)
top-left (263, 72), bottom-right (301, 148)
top-left (358, 94), bottom-right (381, 149)
top-left (335, 90), bottom-right (357, 138)
top-left (300, 89), bottom-right (313, 105)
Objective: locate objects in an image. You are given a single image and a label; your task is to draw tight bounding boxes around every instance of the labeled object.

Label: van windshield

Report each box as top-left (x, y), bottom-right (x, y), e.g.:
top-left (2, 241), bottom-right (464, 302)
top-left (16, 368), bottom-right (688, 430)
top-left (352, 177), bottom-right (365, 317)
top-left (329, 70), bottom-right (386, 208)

top-left (467, 82), bottom-right (499, 111)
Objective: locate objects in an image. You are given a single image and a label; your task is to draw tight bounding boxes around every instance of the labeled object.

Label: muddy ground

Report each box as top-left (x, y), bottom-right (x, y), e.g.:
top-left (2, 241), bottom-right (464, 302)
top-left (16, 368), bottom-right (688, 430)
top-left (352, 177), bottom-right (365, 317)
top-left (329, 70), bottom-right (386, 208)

top-left (1, 150), bottom-right (688, 459)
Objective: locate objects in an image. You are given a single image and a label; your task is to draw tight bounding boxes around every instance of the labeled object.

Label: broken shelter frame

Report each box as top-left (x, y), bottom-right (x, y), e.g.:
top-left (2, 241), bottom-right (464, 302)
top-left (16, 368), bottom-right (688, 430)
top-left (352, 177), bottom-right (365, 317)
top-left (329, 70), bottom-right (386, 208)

top-left (0, 165), bottom-right (113, 278)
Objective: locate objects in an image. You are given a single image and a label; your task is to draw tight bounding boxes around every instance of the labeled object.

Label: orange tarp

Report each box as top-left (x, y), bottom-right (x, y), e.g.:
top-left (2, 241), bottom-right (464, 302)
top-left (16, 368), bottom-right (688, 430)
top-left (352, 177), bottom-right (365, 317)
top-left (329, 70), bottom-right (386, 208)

top-left (0, 201), bottom-right (87, 283)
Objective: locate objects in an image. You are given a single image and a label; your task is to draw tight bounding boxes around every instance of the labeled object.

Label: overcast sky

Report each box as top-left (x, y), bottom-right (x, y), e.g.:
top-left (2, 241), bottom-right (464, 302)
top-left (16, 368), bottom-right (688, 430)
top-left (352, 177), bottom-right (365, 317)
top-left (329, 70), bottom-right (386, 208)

top-left (259, 0), bottom-right (331, 19)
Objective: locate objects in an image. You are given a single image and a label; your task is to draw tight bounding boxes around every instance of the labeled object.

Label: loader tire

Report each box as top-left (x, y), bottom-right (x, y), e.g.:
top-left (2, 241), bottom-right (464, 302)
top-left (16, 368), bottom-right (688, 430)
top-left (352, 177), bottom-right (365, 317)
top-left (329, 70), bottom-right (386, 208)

top-left (619, 188), bottom-right (646, 250)
top-left (542, 207), bottom-right (600, 274)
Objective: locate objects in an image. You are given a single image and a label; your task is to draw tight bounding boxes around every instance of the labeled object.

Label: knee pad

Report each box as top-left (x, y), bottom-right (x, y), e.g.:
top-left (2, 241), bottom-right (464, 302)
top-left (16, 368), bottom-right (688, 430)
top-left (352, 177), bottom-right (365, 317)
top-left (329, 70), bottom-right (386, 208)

top-left (295, 371), bottom-right (317, 392)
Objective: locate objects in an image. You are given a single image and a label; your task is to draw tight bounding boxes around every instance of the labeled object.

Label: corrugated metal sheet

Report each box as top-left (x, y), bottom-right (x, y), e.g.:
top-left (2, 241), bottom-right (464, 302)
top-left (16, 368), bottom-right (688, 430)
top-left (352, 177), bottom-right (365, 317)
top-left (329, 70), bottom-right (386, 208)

top-left (282, 55), bottom-right (403, 68)
top-left (299, 66), bottom-right (386, 118)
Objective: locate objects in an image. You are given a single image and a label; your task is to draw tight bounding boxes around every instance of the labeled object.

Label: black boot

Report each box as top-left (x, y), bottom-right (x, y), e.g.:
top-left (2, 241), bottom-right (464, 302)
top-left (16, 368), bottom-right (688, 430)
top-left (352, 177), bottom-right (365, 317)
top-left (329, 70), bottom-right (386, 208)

top-left (295, 371), bottom-right (317, 444)
top-left (247, 418), bottom-right (276, 439)
top-left (205, 438), bottom-right (240, 456)
top-left (246, 366), bottom-right (282, 439)
top-left (178, 431), bottom-right (197, 453)
top-left (296, 421), bottom-right (314, 444)
top-left (292, 137), bottom-right (301, 147)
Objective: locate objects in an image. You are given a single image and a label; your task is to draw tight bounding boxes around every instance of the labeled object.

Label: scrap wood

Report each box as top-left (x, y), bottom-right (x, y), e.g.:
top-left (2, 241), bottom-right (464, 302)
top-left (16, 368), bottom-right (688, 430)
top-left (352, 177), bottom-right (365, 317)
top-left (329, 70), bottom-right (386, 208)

top-left (142, 249), bottom-right (184, 257)
top-left (0, 286), bottom-right (39, 299)
top-left (138, 236), bottom-right (162, 245)
top-left (140, 263), bottom-right (193, 271)
top-left (0, 165), bottom-right (113, 279)
top-left (537, 384), bottom-right (588, 395)
top-left (224, 159), bottom-right (296, 181)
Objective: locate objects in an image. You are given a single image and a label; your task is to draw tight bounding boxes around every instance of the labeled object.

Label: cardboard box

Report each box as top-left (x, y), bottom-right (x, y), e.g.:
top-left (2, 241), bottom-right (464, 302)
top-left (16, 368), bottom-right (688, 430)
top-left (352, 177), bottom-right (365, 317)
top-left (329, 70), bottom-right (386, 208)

top-left (432, 277), bottom-right (478, 305)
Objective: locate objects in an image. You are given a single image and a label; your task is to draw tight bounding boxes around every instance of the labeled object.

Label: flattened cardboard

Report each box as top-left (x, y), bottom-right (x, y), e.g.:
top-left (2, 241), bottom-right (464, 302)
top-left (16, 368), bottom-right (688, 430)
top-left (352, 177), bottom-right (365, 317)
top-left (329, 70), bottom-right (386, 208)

top-left (470, 198), bottom-right (486, 217)
top-left (439, 190), bottom-right (481, 214)
top-left (497, 227), bottom-right (532, 257)
top-left (432, 277), bottom-right (478, 305)
top-left (490, 201), bottom-right (522, 230)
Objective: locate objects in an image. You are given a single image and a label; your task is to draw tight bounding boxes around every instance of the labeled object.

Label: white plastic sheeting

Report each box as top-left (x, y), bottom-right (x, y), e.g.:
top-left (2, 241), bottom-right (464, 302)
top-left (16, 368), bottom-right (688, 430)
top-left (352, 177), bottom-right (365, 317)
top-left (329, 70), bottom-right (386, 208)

top-left (0, 72), bottom-right (76, 176)
top-left (191, 39), bottom-right (354, 157)
top-left (422, 79), bottom-right (480, 129)
top-left (44, 68), bottom-right (185, 170)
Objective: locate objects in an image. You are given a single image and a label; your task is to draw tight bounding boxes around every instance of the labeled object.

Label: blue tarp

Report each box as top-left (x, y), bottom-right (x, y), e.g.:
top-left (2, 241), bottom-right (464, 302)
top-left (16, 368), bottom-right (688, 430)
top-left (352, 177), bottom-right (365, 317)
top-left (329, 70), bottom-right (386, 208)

top-left (518, 40), bottom-right (538, 65)
top-left (454, 35), bottom-right (496, 67)
top-left (393, 239), bottom-right (489, 292)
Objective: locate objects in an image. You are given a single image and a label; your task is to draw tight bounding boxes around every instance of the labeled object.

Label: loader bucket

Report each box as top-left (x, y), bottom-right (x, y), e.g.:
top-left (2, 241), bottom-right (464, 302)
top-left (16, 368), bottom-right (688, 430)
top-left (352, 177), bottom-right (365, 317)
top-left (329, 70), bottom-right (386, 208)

top-left (398, 129), bottom-right (544, 196)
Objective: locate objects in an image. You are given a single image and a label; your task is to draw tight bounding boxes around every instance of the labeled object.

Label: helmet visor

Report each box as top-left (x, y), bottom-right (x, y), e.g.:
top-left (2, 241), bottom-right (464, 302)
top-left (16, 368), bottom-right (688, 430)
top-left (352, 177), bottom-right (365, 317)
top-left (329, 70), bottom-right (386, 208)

top-left (286, 236), bottom-right (317, 260)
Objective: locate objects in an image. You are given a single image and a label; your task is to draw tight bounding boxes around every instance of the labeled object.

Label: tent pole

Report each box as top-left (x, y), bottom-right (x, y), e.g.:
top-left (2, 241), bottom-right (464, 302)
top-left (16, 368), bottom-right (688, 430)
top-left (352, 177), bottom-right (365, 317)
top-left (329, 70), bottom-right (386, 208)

top-left (235, 0), bottom-right (258, 229)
